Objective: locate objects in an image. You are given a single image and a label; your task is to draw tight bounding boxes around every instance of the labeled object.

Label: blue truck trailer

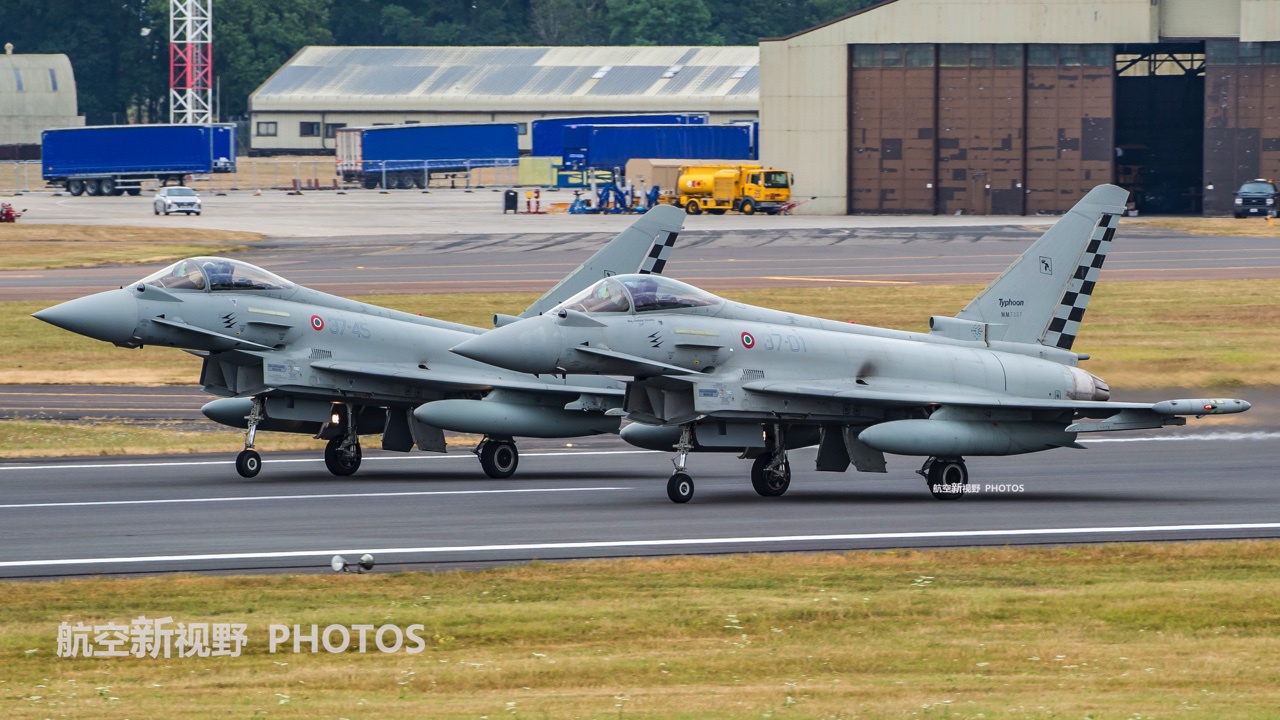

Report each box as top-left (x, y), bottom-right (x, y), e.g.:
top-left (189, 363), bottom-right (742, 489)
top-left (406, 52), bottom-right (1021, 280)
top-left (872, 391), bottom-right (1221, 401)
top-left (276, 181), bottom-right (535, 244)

top-left (562, 124), bottom-right (753, 172)
top-left (42, 124), bottom-right (236, 196)
top-left (336, 123), bottom-right (519, 189)
top-left (530, 113), bottom-right (707, 157)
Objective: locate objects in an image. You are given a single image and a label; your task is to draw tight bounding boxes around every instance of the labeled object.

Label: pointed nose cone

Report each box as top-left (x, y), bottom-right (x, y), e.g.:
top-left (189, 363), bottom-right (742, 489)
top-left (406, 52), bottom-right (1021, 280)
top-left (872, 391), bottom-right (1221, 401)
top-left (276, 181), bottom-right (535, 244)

top-left (451, 319), bottom-right (564, 374)
top-left (33, 289), bottom-right (139, 345)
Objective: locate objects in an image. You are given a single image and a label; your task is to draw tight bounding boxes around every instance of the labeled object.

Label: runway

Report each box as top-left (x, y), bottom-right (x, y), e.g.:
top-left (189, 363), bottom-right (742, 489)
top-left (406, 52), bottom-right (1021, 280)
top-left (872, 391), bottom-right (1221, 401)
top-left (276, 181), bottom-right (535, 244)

top-left (2, 430), bottom-right (1277, 578)
top-left (6, 223), bottom-right (1280, 302)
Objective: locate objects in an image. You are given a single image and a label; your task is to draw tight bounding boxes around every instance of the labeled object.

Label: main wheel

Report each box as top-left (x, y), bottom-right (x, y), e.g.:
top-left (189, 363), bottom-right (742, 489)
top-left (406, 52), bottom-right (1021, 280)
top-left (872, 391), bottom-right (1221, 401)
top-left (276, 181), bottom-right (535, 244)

top-left (667, 472), bottom-right (694, 503)
top-left (740, 199), bottom-right (755, 215)
top-left (126, 187), bottom-right (141, 196)
top-left (751, 453), bottom-right (791, 497)
top-left (412, 172), bottom-right (426, 189)
top-left (324, 436), bottom-right (362, 476)
top-left (685, 201), bottom-right (701, 215)
top-left (399, 171), bottom-right (416, 189)
top-left (478, 440), bottom-right (519, 479)
top-left (100, 178), bottom-right (117, 196)
top-left (235, 449), bottom-right (262, 478)
top-left (85, 179), bottom-right (102, 196)
top-left (362, 176), bottom-right (379, 190)
top-left (67, 179), bottom-right (85, 196)
top-left (707, 208), bottom-right (726, 215)
top-left (926, 458), bottom-right (968, 500)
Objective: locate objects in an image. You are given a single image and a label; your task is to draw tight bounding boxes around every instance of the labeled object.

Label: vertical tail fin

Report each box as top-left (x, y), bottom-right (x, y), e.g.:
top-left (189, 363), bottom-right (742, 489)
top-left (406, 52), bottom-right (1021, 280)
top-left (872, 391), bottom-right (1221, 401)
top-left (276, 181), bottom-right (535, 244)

top-left (956, 184), bottom-right (1129, 349)
top-left (518, 205), bottom-right (684, 318)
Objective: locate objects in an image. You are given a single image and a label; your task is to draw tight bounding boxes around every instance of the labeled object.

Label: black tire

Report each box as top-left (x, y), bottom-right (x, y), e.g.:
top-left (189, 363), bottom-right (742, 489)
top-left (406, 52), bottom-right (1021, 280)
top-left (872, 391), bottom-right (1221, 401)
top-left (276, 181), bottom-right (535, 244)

top-left (750, 453), bottom-right (791, 497)
top-left (362, 176), bottom-right (379, 190)
top-left (126, 187), bottom-right (141, 196)
top-left (926, 458), bottom-right (968, 500)
top-left (100, 178), bottom-right (117, 196)
top-left (412, 172), bottom-right (426, 189)
top-left (85, 179), bottom-right (102, 196)
top-left (235, 449), bottom-right (262, 478)
top-left (708, 208), bottom-right (726, 215)
top-left (324, 436), bottom-right (362, 476)
top-left (398, 172), bottom-right (415, 189)
top-left (741, 199), bottom-right (755, 215)
top-left (478, 440), bottom-right (519, 479)
top-left (667, 472), bottom-right (694, 503)
top-left (194, 211), bottom-right (201, 216)
top-left (685, 201), bottom-right (702, 215)
top-left (67, 179), bottom-right (85, 196)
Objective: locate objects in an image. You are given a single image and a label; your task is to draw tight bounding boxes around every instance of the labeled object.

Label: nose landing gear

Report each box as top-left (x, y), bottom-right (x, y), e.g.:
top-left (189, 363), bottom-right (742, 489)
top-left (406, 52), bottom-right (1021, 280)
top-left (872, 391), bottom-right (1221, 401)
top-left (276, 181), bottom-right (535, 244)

top-left (666, 423), bottom-right (695, 503)
top-left (234, 397), bottom-right (265, 478)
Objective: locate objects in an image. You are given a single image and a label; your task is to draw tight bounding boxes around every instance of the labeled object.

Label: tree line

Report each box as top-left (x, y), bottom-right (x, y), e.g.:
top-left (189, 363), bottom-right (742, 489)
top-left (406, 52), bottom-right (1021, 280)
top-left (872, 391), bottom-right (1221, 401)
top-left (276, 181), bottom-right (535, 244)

top-left (0, 0), bottom-right (878, 126)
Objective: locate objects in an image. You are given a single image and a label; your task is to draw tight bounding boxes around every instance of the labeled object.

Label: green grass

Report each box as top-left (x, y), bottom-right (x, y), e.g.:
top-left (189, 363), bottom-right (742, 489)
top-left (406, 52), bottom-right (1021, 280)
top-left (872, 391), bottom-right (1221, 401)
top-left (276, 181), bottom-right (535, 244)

top-left (0, 224), bottom-right (260, 270)
top-left (3, 541), bottom-right (1280, 718)
top-left (11, 280), bottom-right (1280, 388)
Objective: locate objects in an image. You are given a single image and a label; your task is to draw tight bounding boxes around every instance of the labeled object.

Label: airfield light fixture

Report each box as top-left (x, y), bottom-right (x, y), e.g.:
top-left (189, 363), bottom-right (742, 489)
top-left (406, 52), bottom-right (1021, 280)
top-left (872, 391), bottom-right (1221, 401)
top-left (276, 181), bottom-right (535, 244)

top-left (330, 554), bottom-right (376, 573)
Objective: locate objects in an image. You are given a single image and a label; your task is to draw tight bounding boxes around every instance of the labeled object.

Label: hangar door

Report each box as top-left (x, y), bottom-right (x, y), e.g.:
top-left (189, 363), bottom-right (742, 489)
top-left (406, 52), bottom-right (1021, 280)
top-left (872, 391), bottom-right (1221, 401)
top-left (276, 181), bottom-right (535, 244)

top-left (848, 43), bottom-right (1114, 215)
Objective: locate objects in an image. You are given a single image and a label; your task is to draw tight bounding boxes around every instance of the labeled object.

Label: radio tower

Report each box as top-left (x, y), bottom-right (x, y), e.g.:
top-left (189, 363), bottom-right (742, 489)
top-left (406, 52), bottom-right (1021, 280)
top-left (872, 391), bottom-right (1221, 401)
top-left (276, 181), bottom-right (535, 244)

top-left (170, 0), bottom-right (213, 124)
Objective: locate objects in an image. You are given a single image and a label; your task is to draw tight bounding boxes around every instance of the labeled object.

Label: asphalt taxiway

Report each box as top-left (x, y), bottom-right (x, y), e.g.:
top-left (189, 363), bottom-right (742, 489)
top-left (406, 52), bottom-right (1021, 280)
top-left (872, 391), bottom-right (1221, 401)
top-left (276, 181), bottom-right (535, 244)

top-left (1, 430), bottom-right (1277, 578)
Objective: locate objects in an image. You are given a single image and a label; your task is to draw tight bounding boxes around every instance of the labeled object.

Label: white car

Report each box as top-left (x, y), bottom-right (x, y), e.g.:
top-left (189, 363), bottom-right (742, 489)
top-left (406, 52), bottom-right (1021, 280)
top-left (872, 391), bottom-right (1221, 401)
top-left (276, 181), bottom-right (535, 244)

top-left (153, 187), bottom-right (202, 216)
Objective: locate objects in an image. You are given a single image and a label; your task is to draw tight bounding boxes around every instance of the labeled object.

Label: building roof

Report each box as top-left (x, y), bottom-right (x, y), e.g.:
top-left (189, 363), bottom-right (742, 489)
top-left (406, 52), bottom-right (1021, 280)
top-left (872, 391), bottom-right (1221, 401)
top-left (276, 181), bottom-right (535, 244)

top-left (251, 46), bottom-right (759, 114)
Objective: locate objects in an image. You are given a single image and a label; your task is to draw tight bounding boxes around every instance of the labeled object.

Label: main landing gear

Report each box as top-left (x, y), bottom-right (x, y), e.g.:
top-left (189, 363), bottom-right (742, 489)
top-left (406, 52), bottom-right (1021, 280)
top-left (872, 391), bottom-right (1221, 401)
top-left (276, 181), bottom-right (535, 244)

top-left (475, 436), bottom-right (519, 479)
top-left (324, 404), bottom-right (362, 476)
top-left (664, 423), bottom-right (794, 503)
top-left (235, 397), bottom-right (265, 478)
top-left (750, 425), bottom-right (791, 497)
top-left (919, 457), bottom-right (969, 500)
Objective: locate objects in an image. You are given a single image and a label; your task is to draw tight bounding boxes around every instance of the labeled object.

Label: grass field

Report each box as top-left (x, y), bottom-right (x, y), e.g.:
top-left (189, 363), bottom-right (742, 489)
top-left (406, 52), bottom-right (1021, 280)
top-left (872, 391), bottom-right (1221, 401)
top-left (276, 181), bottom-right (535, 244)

top-left (1130, 216), bottom-right (1280, 237)
top-left (8, 280), bottom-right (1279, 388)
top-left (3, 541), bottom-right (1279, 719)
top-left (0, 224), bottom-right (259, 270)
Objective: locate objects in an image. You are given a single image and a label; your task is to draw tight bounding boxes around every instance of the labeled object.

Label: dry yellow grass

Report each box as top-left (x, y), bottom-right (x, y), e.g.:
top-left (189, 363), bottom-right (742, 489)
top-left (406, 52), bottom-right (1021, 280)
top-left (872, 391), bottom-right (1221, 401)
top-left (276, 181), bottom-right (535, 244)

top-left (1128, 216), bottom-right (1280, 237)
top-left (3, 542), bottom-right (1280, 718)
top-left (0, 224), bottom-right (260, 270)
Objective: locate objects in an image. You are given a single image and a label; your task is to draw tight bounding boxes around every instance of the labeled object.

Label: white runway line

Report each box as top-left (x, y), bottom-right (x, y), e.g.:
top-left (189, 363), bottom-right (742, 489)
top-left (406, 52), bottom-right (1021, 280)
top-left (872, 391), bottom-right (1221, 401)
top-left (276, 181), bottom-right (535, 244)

top-left (0, 486), bottom-right (630, 510)
top-left (4, 522), bottom-right (1280, 568)
top-left (0, 449), bottom-right (659, 472)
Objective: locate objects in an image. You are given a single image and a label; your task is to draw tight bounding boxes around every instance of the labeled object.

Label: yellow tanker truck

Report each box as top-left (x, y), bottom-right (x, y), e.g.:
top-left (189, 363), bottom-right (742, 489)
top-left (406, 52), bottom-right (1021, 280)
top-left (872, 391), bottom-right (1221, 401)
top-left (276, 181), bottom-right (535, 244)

top-left (668, 164), bottom-right (792, 215)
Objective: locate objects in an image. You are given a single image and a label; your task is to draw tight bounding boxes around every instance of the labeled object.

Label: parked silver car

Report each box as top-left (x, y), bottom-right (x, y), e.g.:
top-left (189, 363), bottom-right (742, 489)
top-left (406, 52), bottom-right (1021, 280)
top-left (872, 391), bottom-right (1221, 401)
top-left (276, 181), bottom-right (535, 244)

top-left (153, 187), bottom-right (202, 216)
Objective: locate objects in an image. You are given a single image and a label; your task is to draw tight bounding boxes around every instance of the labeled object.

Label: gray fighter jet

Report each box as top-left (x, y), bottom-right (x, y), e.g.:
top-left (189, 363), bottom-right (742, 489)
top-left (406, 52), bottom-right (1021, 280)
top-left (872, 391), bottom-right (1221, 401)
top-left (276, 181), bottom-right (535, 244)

top-left (452, 185), bottom-right (1251, 503)
top-left (34, 206), bottom-right (683, 479)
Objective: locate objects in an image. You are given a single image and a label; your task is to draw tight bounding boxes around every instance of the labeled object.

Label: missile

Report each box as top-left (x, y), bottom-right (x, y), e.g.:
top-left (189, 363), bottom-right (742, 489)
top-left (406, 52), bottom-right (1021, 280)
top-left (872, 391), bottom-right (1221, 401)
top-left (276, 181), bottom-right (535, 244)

top-left (858, 419), bottom-right (1077, 457)
top-left (414, 399), bottom-right (618, 438)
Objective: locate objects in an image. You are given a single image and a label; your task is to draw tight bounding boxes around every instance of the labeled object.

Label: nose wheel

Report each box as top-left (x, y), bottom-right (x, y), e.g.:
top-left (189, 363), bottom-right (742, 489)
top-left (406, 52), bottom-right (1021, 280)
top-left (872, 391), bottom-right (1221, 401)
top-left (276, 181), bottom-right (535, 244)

top-left (665, 423), bottom-right (696, 503)
top-left (234, 397), bottom-right (266, 478)
top-left (476, 437), bottom-right (519, 479)
top-left (921, 457), bottom-right (969, 500)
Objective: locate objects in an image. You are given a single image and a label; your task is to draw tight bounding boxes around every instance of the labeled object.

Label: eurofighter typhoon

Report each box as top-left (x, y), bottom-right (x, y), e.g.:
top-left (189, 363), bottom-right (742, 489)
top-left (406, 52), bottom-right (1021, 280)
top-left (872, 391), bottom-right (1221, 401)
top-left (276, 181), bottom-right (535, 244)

top-left (34, 207), bottom-right (683, 479)
top-left (452, 186), bottom-right (1250, 503)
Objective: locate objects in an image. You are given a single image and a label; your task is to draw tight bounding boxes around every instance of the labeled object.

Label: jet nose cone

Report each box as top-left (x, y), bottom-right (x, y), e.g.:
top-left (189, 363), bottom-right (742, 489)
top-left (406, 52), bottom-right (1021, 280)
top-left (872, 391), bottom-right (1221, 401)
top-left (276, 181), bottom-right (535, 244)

top-left (451, 320), bottom-right (563, 374)
top-left (33, 289), bottom-right (139, 345)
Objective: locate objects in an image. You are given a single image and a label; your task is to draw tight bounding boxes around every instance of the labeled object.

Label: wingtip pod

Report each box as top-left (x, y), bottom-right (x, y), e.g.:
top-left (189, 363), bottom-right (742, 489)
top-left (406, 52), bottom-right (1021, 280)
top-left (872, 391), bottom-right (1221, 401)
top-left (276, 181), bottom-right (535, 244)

top-left (1152, 398), bottom-right (1252, 415)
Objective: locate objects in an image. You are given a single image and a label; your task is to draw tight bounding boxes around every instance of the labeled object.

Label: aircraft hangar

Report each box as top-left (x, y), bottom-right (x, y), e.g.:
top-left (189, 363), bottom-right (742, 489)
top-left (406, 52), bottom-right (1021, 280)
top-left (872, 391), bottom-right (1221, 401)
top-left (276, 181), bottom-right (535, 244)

top-left (248, 45), bottom-right (759, 156)
top-left (759, 0), bottom-right (1280, 216)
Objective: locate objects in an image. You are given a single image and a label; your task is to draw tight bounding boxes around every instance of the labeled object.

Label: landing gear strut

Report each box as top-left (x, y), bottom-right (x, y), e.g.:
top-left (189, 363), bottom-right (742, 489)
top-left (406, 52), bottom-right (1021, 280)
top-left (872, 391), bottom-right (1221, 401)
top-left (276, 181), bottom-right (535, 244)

top-left (920, 457), bottom-right (968, 500)
top-left (324, 404), bottom-right (362, 476)
top-left (475, 436), bottom-right (519, 478)
top-left (234, 396), bottom-right (265, 478)
top-left (751, 424), bottom-right (792, 497)
top-left (666, 423), bottom-right (695, 503)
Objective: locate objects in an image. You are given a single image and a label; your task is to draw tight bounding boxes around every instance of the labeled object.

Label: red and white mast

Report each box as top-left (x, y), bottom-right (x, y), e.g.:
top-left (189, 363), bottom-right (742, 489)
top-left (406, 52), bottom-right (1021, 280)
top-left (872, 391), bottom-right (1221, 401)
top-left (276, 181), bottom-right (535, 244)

top-left (170, 0), bottom-right (213, 124)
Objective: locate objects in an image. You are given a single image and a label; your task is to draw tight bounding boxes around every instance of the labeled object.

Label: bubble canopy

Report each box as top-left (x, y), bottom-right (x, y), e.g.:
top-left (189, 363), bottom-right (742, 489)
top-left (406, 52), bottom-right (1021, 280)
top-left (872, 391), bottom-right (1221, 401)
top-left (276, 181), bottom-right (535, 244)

top-left (138, 257), bottom-right (294, 292)
top-left (553, 275), bottom-right (720, 315)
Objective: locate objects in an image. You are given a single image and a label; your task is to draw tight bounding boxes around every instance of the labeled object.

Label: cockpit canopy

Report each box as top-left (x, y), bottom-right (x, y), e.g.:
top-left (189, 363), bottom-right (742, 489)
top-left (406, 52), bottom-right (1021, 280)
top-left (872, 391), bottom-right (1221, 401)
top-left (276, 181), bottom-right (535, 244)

top-left (553, 275), bottom-right (721, 315)
top-left (138, 257), bottom-right (294, 292)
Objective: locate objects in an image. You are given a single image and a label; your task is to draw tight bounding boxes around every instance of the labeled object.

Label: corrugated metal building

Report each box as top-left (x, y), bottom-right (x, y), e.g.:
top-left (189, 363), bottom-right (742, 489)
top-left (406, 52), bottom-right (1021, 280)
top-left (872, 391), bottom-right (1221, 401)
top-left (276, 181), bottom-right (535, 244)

top-left (760, 0), bottom-right (1280, 215)
top-left (0, 50), bottom-right (83, 156)
top-left (249, 46), bottom-right (759, 155)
